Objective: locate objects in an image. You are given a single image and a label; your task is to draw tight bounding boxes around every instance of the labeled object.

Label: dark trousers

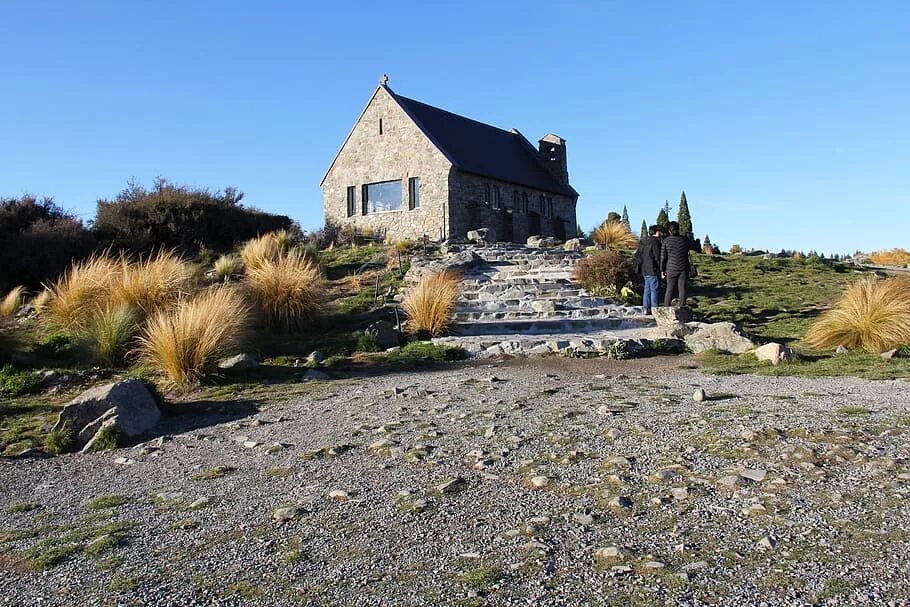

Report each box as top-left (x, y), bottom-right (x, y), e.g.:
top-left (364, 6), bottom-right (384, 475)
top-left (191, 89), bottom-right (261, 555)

top-left (664, 272), bottom-right (688, 307)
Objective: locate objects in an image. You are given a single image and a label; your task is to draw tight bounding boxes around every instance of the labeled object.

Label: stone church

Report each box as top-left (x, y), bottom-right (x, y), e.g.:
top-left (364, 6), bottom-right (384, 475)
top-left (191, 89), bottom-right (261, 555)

top-left (321, 76), bottom-right (579, 243)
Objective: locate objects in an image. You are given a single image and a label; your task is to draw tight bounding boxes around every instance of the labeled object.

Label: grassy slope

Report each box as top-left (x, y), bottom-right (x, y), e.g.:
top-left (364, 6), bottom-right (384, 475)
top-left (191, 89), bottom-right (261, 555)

top-left (688, 254), bottom-right (910, 379)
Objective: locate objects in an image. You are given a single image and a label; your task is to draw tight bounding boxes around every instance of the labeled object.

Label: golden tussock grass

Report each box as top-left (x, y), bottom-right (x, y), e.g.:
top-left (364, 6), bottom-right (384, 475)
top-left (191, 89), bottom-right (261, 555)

top-left (0, 286), bottom-right (26, 317)
top-left (86, 304), bottom-right (138, 366)
top-left (240, 232), bottom-right (283, 272)
top-left (213, 254), bottom-right (243, 282)
top-left (111, 251), bottom-right (194, 315)
top-left (137, 287), bottom-right (250, 388)
top-left (31, 289), bottom-right (53, 314)
top-left (593, 220), bottom-right (638, 250)
top-left (47, 255), bottom-right (121, 332)
top-left (402, 271), bottom-right (461, 337)
top-left (869, 248), bottom-right (910, 266)
top-left (244, 249), bottom-right (327, 330)
top-left (805, 277), bottom-right (910, 354)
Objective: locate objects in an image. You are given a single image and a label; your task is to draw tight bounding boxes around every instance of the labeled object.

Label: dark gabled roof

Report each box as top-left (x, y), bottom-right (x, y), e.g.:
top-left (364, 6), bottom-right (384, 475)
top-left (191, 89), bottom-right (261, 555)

top-left (391, 90), bottom-right (578, 198)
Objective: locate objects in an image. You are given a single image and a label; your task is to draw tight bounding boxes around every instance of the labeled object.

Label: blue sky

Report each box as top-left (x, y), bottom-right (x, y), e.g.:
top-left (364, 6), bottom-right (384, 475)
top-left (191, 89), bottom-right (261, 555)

top-left (2, 1), bottom-right (908, 255)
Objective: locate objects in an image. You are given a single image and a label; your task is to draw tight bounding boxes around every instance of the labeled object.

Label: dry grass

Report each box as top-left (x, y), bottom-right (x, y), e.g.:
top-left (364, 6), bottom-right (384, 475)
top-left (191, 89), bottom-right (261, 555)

top-left (870, 248), bottom-right (910, 266)
top-left (402, 271), bottom-right (461, 336)
top-left (137, 287), bottom-right (250, 387)
top-left (86, 304), bottom-right (138, 366)
top-left (47, 255), bottom-right (121, 332)
top-left (244, 249), bottom-right (327, 330)
top-left (592, 220), bottom-right (638, 250)
top-left (0, 286), bottom-right (26, 317)
top-left (213, 254), bottom-right (243, 282)
top-left (805, 277), bottom-right (910, 354)
top-left (111, 251), bottom-right (194, 316)
top-left (31, 289), bottom-right (53, 314)
top-left (240, 233), bottom-right (282, 273)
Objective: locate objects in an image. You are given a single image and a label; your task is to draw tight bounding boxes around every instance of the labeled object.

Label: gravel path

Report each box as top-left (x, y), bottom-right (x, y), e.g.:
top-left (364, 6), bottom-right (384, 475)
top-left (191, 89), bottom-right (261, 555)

top-left (2, 357), bottom-right (909, 606)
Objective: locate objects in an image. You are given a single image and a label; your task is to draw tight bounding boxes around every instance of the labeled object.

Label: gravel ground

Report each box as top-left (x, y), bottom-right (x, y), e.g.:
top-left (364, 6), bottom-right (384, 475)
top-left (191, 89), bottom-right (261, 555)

top-left (2, 357), bottom-right (909, 607)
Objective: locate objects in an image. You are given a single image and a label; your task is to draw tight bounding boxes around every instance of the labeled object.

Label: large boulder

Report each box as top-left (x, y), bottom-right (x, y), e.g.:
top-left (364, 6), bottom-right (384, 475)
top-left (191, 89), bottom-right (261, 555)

top-left (652, 306), bottom-right (694, 325)
top-left (527, 235), bottom-right (561, 249)
top-left (467, 228), bottom-right (490, 245)
top-left (217, 353), bottom-right (258, 372)
top-left (366, 320), bottom-right (400, 349)
top-left (684, 322), bottom-right (755, 354)
top-left (563, 238), bottom-right (583, 252)
top-left (753, 342), bottom-right (795, 365)
top-left (53, 380), bottom-right (161, 452)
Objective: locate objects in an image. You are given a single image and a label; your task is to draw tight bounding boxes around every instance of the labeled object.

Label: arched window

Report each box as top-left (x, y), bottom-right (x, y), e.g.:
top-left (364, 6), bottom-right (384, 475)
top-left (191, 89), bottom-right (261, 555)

top-left (512, 190), bottom-right (519, 211)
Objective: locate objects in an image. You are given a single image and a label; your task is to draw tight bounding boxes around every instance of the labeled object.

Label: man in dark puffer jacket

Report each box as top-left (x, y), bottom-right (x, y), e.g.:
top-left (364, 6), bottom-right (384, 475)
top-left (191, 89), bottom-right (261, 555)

top-left (660, 221), bottom-right (691, 307)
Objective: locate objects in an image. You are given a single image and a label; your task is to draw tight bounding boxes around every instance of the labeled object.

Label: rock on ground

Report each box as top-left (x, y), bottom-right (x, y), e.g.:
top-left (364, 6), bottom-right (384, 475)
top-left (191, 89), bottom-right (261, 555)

top-left (52, 380), bottom-right (161, 450)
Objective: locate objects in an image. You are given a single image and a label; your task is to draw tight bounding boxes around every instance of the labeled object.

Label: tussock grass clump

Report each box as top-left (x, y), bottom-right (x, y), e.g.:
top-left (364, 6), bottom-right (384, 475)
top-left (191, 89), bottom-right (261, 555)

top-left (31, 289), bottom-right (53, 314)
top-left (112, 251), bottom-right (193, 316)
top-left (593, 220), bottom-right (638, 251)
top-left (47, 255), bottom-right (121, 332)
top-left (86, 304), bottom-right (138, 366)
top-left (213, 254), bottom-right (243, 282)
top-left (240, 232), bottom-right (283, 273)
top-left (138, 287), bottom-right (250, 387)
top-left (870, 248), bottom-right (910, 266)
top-left (245, 249), bottom-right (327, 330)
top-left (1, 286), bottom-right (26, 317)
top-left (402, 271), bottom-right (460, 337)
top-left (805, 277), bottom-right (910, 354)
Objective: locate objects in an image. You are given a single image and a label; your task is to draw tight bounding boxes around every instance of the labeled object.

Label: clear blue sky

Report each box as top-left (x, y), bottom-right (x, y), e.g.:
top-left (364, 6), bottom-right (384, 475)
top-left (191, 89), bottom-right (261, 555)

top-left (2, 1), bottom-right (908, 255)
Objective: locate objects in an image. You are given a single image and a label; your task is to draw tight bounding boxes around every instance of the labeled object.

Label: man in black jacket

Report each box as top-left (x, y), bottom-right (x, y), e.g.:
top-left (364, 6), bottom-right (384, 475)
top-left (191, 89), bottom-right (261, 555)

top-left (634, 224), bottom-right (662, 314)
top-left (660, 221), bottom-right (691, 307)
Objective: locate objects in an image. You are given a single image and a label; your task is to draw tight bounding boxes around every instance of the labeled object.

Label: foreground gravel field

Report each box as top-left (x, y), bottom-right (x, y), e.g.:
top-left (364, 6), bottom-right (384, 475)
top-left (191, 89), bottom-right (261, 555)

top-left (2, 357), bottom-right (909, 606)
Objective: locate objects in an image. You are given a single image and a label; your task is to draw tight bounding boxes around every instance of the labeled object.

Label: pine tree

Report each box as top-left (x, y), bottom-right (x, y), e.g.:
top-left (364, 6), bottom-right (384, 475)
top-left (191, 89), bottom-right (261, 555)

top-left (621, 206), bottom-right (631, 230)
top-left (640, 220), bottom-right (648, 240)
top-left (677, 191), bottom-right (693, 241)
top-left (656, 207), bottom-right (669, 228)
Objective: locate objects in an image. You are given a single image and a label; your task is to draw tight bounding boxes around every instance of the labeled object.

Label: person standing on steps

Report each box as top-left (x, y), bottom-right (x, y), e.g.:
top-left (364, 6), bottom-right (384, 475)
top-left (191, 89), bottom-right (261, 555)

top-left (634, 224), bottom-right (662, 315)
top-left (660, 221), bottom-right (691, 307)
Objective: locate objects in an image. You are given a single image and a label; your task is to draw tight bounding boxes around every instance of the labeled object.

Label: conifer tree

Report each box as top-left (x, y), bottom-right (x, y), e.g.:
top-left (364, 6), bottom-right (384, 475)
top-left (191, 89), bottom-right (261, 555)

top-left (656, 207), bottom-right (669, 229)
top-left (640, 220), bottom-right (648, 240)
top-left (621, 205), bottom-right (631, 230)
top-left (677, 191), bottom-right (694, 241)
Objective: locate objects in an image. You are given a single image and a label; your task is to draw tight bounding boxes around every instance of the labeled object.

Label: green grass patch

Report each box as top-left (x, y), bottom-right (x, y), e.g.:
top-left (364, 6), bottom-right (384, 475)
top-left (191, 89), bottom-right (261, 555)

top-left (384, 342), bottom-right (467, 364)
top-left (0, 365), bottom-right (41, 397)
top-left (459, 565), bottom-right (504, 590)
top-left (700, 350), bottom-right (910, 380)
top-left (87, 495), bottom-right (129, 509)
top-left (192, 465), bottom-right (236, 481)
top-left (5, 502), bottom-right (40, 514)
top-left (836, 406), bottom-right (872, 416)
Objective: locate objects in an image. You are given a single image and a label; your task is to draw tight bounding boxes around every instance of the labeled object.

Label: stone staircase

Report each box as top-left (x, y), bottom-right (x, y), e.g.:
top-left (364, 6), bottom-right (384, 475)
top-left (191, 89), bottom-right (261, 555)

top-left (432, 245), bottom-right (657, 358)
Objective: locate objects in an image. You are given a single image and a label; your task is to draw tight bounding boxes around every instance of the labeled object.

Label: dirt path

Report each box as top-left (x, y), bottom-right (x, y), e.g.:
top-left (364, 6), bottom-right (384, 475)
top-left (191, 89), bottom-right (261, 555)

top-left (1, 358), bottom-right (908, 606)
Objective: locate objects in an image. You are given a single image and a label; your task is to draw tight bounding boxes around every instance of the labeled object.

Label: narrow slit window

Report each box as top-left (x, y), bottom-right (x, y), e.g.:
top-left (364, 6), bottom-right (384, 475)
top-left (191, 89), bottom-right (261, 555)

top-left (346, 186), bottom-right (356, 217)
top-left (408, 177), bottom-right (420, 210)
top-left (379, 118), bottom-right (383, 135)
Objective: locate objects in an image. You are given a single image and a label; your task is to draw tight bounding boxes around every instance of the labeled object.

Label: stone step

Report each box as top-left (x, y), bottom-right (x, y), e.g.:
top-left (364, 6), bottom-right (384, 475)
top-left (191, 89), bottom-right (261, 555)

top-left (459, 290), bottom-right (589, 302)
top-left (454, 316), bottom-right (654, 337)
top-left (457, 296), bottom-right (615, 310)
top-left (453, 307), bottom-right (642, 322)
top-left (433, 327), bottom-right (669, 359)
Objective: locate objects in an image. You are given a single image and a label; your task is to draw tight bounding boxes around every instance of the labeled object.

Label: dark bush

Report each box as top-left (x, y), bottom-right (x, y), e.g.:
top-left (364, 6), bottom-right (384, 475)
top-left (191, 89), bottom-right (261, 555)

top-left (0, 196), bottom-right (96, 291)
top-left (573, 251), bottom-right (634, 296)
top-left (94, 177), bottom-right (293, 255)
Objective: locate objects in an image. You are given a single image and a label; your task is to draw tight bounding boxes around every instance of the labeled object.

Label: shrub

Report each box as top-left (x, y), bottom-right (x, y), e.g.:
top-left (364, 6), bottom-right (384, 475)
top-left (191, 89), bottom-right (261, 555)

top-left (85, 304), bottom-right (138, 366)
top-left (45, 422), bottom-right (74, 455)
top-left (213, 254), bottom-right (243, 282)
top-left (111, 251), bottom-right (193, 316)
top-left (870, 248), bottom-right (910, 266)
top-left (47, 255), bottom-right (121, 332)
top-left (592, 220), bottom-right (638, 251)
top-left (0, 365), bottom-right (41, 397)
top-left (137, 287), bottom-right (250, 387)
top-left (402, 271), bottom-right (461, 337)
top-left (244, 249), bottom-right (327, 330)
top-left (94, 177), bottom-right (291, 255)
top-left (355, 332), bottom-right (380, 353)
top-left (0, 196), bottom-right (96, 291)
top-left (573, 251), bottom-right (633, 296)
top-left (805, 277), bottom-right (910, 354)
top-left (1, 286), bottom-right (26, 317)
